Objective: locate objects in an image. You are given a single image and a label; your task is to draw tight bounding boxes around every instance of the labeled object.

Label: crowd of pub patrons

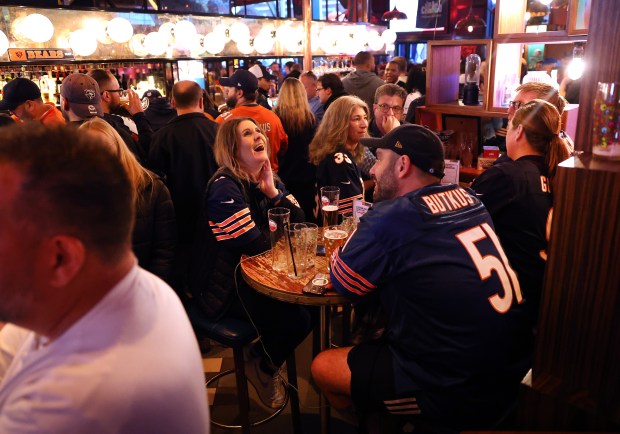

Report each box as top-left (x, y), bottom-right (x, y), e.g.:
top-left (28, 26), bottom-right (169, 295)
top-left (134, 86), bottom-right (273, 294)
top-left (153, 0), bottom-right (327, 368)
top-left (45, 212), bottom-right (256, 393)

top-left (0, 50), bottom-right (572, 433)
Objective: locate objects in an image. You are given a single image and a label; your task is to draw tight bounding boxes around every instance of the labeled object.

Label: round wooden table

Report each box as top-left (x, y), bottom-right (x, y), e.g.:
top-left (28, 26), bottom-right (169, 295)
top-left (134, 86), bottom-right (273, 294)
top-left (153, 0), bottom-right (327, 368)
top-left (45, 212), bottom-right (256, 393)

top-left (240, 249), bottom-right (349, 434)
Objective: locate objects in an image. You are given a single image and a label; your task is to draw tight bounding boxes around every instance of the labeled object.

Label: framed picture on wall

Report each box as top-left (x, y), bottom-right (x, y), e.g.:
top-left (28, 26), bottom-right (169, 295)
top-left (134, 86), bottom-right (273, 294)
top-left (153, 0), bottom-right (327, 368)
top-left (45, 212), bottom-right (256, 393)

top-left (568, 0), bottom-right (591, 35)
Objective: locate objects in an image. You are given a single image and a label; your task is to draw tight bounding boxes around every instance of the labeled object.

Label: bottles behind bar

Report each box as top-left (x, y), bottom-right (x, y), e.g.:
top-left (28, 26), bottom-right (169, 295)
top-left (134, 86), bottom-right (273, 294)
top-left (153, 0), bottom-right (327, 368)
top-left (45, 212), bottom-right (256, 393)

top-left (0, 62), bottom-right (171, 105)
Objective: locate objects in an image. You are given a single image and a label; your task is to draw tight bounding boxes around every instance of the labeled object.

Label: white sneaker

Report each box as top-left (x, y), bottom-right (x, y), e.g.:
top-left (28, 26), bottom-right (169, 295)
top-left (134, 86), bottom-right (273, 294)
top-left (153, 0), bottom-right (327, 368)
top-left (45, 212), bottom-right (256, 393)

top-left (244, 354), bottom-right (286, 409)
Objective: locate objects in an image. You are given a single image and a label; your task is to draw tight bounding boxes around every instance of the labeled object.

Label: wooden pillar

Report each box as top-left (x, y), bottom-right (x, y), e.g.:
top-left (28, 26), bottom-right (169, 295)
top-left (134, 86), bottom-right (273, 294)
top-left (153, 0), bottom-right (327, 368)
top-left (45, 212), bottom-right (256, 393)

top-left (521, 0), bottom-right (620, 429)
top-left (574, 0), bottom-right (620, 152)
top-left (302, 0), bottom-right (312, 71)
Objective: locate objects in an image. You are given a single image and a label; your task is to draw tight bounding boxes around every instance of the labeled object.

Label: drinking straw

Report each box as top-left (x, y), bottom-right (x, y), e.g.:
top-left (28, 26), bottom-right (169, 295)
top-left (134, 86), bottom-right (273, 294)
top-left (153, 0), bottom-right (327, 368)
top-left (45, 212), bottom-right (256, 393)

top-left (284, 221), bottom-right (298, 276)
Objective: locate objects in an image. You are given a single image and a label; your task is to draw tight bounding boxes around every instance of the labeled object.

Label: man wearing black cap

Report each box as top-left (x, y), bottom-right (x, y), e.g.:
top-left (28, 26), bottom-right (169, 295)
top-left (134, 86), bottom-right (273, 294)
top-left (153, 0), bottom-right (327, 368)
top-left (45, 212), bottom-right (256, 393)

top-left (59, 73), bottom-right (103, 123)
top-left (142, 89), bottom-right (177, 133)
top-left (0, 78), bottom-right (65, 126)
top-left (248, 63), bottom-right (275, 110)
top-left (311, 124), bottom-right (532, 432)
top-left (216, 69), bottom-right (288, 171)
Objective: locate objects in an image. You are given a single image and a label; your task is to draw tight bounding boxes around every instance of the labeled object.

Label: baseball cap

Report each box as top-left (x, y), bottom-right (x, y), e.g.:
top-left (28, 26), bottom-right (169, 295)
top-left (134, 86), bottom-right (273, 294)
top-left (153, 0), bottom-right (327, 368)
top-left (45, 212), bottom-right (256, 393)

top-left (60, 73), bottom-right (103, 118)
top-left (249, 63), bottom-right (275, 81)
top-left (361, 124), bottom-right (445, 179)
top-left (0, 78), bottom-right (42, 111)
top-left (142, 89), bottom-right (162, 100)
top-left (220, 69), bottom-right (258, 94)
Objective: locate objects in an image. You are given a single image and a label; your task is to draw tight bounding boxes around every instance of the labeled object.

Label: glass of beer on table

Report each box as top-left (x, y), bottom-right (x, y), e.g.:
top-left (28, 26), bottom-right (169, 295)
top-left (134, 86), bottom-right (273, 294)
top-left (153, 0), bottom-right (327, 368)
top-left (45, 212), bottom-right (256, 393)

top-left (320, 186), bottom-right (339, 227)
top-left (323, 225), bottom-right (348, 273)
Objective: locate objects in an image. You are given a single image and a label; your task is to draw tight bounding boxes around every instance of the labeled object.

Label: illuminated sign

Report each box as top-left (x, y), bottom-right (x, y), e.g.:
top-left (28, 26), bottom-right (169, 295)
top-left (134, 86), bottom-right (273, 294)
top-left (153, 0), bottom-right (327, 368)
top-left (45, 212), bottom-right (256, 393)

top-left (8, 48), bottom-right (75, 62)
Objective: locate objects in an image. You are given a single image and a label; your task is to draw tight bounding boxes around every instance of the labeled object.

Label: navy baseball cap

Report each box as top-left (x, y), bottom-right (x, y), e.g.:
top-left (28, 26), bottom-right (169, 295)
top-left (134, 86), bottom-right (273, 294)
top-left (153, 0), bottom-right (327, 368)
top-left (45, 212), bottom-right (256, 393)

top-left (142, 89), bottom-right (162, 100)
top-left (60, 73), bottom-right (103, 118)
top-left (249, 63), bottom-right (275, 81)
top-left (220, 69), bottom-right (258, 94)
top-left (361, 124), bottom-right (445, 179)
top-left (0, 78), bottom-right (42, 111)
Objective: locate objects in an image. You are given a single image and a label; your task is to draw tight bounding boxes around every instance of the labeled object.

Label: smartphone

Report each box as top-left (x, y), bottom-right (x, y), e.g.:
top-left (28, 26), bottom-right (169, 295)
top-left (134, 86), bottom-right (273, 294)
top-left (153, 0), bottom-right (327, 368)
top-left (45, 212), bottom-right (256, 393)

top-left (302, 273), bottom-right (329, 296)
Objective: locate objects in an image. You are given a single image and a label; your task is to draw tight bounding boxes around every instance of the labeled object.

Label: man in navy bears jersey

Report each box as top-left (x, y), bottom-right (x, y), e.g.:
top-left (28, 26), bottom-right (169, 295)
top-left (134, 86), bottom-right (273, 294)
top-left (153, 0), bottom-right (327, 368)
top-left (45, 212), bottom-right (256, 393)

top-left (311, 124), bottom-right (532, 432)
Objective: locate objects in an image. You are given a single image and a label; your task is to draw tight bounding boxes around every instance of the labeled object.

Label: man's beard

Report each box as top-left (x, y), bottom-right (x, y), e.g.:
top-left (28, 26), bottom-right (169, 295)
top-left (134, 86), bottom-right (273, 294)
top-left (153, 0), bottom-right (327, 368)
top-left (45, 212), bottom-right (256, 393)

top-left (226, 95), bottom-right (238, 109)
top-left (373, 171), bottom-right (399, 203)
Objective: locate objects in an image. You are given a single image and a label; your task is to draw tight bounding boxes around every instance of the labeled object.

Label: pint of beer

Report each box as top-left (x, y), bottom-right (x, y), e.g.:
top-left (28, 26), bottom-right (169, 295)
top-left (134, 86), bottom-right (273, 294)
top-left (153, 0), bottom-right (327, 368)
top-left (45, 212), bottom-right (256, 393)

top-left (320, 186), bottom-right (340, 227)
top-left (323, 226), bottom-right (348, 272)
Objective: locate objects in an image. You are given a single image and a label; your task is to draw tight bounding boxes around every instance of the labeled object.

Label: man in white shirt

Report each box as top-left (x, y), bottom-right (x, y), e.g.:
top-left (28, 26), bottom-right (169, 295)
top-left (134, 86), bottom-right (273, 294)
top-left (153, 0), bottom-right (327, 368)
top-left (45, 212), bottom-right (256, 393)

top-left (0, 124), bottom-right (209, 434)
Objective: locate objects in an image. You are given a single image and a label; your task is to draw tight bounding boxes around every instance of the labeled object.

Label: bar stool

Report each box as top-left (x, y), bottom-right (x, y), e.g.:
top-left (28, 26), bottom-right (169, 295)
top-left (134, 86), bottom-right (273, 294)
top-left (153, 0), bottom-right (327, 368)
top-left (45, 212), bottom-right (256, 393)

top-left (186, 302), bottom-right (302, 434)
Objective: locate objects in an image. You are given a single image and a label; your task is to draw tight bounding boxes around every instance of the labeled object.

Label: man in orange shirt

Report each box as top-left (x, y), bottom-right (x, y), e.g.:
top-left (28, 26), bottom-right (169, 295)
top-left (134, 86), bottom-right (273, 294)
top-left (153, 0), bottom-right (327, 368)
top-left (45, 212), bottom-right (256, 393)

top-left (0, 78), bottom-right (65, 126)
top-left (216, 69), bottom-right (288, 171)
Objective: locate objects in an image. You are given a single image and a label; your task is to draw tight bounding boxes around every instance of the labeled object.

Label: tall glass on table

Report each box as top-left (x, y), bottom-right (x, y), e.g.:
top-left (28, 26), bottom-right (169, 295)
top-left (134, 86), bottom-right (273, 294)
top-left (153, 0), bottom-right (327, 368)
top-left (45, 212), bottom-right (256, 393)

top-left (268, 207), bottom-right (290, 271)
top-left (323, 225), bottom-right (348, 273)
top-left (320, 186), bottom-right (339, 227)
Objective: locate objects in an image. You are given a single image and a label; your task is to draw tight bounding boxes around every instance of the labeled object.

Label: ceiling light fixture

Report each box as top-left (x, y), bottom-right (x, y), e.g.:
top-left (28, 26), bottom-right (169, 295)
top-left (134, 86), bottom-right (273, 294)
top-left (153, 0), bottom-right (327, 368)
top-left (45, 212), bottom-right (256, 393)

top-left (455, 5), bottom-right (487, 33)
top-left (382, 7), bottom-right (408, 21)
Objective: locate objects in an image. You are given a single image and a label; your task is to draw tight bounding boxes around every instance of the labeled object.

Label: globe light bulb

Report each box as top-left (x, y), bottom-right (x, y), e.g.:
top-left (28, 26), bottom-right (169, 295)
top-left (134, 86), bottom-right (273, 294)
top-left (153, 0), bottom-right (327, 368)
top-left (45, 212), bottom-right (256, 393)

top-left (107, 17), bottom-right (133, 43)
top-left (21, 14), bottom-right (55, 43)
top-left (567, 58), bottom-right (585, 80)
top-left (69, 29), bottom-right (98, 56)
top-left (144, 31), bottom-right (168, 56)
top-left (230, 22), bottom-right (250, 44)
top-left (254, 34), bottom-right (274, 54)
top-left (381, 29), bottom-right (397, 45)
top-left (173, 20), bottom-right (197, 50)
top-left (203, 32), bottom-right (226, 54)
top-left (367, 30), bottom-right (384, 51)
top-left (213, 23), bottom-right (231, 43)
top-left (129, 33), bottom-right (149, 57)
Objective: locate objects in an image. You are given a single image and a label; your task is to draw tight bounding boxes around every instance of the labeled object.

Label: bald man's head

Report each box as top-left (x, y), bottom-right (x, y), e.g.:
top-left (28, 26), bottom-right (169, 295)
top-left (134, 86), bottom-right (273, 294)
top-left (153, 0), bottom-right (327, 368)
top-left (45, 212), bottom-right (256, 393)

top-left (172, 80), bottom-right (203, 110)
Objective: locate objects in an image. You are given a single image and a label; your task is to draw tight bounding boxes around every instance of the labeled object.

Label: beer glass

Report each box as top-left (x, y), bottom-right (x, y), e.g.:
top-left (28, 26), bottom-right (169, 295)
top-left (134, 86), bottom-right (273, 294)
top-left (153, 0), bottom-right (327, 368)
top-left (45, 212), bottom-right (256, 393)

top-left (268, 207), bottom-right (290, 271)
top-left (296, 222), bottom-right (318, 268)
top-left (320, 186), bottom-right (340, 227)
top-left (323, 225), bottom-right (348, 273)
top-left (286, 224), bottom-right (308, 279)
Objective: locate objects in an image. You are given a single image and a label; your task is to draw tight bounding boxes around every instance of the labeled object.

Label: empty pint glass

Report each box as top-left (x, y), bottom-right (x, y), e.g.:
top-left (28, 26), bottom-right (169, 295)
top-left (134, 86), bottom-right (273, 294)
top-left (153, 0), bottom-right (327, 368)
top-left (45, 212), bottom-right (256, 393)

top-left (286, 224), bottom-right (308, 279)
top-left (320, 186), bottom-right (340, 227)
top-left (268, 207), bottom-right (290, 271)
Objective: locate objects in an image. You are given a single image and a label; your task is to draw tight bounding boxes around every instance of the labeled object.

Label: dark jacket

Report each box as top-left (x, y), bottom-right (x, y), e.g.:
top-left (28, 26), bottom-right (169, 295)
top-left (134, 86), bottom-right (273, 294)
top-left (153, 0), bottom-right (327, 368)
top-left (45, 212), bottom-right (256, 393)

top-left (278, 121), bottom-right (317, 221)
top-left (190, 168), bottom-right (305, 320)
top-left (103, 113), bottom-right (144, 162)
top-left (148, 112), bottom-right (219, 246)
top-left (323, 91), bottom-right (347, 112)
top-left (144, 98), bottom-right (177, 132)
top-left (104, 111), bottom-right (154, 164)
top-left (132, 176), bottom-right (177, 283)
top-left (257, 88), bottom-right (272, 110)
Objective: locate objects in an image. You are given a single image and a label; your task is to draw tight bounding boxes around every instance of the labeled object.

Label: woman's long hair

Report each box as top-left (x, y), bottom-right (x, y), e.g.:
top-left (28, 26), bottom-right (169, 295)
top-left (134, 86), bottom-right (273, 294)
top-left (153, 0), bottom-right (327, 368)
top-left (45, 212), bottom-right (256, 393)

top-left (512, 98), bottom-right (573, 180)
top-left (308, 95), bottom-right (368, 165)
top-left (79, 117), bottom-right (153, 205)
top-left (274, 78), bottom-right (315, 136)
top-left (213, 117), bottom-right (271, 184)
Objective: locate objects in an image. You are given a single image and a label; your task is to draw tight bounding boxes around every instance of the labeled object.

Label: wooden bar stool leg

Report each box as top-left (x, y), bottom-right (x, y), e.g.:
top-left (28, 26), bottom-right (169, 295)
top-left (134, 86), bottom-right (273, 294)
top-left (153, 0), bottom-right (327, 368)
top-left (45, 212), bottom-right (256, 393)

top-left (233, 346), bottom-right (251, 434)
top-left (286, 353), bottom-right (302, 434)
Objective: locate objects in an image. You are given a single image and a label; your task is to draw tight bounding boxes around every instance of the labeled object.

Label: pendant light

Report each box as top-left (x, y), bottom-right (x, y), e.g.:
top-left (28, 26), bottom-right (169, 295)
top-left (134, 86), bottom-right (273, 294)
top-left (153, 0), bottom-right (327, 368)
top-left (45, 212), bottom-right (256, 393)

top-left (382, 7), bottom-right (408, 21)
top-left (455, 4), bottom-right (486, 33)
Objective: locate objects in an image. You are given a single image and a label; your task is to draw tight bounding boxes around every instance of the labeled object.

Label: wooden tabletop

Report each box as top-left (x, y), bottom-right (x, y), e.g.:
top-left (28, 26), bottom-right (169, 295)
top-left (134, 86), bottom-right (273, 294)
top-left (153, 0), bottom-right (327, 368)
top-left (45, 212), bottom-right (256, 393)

top-left (240, 250), bottom-right (349, 307)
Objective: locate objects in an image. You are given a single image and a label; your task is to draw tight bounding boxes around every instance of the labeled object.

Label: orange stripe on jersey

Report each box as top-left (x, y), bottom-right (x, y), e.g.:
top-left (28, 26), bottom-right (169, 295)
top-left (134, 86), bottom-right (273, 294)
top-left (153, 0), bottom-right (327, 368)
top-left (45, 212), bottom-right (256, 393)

top-left (334, 251), bottom-right (376, 291)
top-left (214, 220), bottom-right (256, 241)
top-left (332, 256), bottom-right (368, 296)
top-left (217, 207), bottom-right (252, 228)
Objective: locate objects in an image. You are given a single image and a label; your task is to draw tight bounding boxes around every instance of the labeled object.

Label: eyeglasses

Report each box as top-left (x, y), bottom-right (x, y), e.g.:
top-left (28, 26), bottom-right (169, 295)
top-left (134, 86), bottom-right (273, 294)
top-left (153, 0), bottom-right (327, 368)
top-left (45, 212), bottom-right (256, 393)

top-left (316, 87), bottom-right (324, 91)
top-left (508, 100), bottom-right (524, 110)
top-left (102, 89), bottom-right (124, 94)
top-left (377, 103), bottom-right (403, 114)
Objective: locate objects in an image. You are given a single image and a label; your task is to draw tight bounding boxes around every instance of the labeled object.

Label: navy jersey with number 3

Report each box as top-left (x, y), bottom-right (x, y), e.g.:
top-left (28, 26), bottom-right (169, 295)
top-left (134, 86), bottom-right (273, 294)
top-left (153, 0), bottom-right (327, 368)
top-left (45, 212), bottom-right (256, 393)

top-left (331, 183), bottom-right (532, 398)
